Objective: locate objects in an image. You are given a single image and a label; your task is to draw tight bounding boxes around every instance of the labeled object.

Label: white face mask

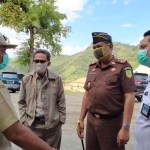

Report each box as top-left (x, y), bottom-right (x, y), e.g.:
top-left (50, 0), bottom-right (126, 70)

top-left (33, 62), bottom-right (47, 74)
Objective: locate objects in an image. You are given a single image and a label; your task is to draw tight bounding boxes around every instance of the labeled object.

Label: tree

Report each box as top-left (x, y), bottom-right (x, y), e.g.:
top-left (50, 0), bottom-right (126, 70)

top-left (0, 0), bottom-right (71, 71)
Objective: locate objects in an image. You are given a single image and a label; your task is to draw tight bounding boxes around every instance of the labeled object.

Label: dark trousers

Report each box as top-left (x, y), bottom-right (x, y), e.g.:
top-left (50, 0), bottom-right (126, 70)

top-left (86, 112), bottom-right (125, 150)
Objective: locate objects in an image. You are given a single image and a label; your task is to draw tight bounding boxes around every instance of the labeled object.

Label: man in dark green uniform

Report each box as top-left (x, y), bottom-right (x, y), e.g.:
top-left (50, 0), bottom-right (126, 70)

top-left (77, 32), bottom-right (136, 150)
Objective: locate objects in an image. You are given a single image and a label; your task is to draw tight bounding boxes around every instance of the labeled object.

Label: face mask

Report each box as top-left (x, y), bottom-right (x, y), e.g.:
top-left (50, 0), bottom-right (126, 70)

top-left (93, 43), bottom-right (110, 60)
top-left (0, 53), bottom-right (9, 70)
top-left (137, 50), bottom-right (150, 66)
top-left (33, 62), bottom-right (47, 74)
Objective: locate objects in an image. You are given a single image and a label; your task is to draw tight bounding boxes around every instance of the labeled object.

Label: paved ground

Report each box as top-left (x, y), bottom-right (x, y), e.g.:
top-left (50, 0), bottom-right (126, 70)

top-left (10, 91), bottom-right (141, 150)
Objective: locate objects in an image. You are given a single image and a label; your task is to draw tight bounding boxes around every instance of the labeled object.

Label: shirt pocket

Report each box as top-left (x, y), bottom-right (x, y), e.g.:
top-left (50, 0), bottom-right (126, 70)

top-left (103, 75), bottom-right (118, 85)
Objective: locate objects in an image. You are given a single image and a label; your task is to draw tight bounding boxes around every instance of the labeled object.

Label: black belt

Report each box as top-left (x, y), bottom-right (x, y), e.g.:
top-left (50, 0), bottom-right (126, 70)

top-left (34, 117), bottom-right (45, 122)
top-left (89, 112), bottom-right (122, 119)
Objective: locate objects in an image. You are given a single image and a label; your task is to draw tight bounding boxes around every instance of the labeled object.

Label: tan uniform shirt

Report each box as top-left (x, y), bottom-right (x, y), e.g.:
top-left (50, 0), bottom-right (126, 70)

top-left (35, 72), bottom-right (47, 117)
top-left (84, 56), bottom-right (137, 116)
top-left (0, 81), bottom-right (18, 150)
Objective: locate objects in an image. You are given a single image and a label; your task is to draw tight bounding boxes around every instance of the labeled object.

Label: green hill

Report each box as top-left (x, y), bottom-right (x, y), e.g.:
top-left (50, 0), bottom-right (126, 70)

top-left (49, 42), bottom-right (140, 82)
top-left (3, 42), bottom-right (140, 82)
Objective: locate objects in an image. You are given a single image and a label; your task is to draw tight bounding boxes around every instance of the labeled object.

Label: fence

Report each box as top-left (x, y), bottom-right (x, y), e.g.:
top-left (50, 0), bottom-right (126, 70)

top-left (63, 82), bottom-right (85, 92)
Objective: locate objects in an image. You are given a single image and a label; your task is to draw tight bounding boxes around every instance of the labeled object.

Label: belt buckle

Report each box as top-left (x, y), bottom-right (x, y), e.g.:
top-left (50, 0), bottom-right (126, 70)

top-left (95, 114), bottom-right (100, 119)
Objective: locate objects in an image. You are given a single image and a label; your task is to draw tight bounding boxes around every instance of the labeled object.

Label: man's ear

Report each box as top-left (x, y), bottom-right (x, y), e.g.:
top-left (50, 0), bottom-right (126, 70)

top-left (109, 43), bottom-right (113, 50)
top-left (47, 61), bottom-right (51, 67)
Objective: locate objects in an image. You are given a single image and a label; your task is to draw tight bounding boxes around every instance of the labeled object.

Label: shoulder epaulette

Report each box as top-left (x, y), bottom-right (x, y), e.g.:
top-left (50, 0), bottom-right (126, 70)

top-left (116, 59), bottom-right (127, 64)
top-left (89, 61), bottom-right (97, 66)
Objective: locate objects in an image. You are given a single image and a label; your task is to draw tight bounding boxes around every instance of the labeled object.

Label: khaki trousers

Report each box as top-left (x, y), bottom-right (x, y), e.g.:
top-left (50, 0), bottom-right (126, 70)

top-left (24, 120), bottom-right (62, 150)
top-left (86, 112), bottom-right (125, 150)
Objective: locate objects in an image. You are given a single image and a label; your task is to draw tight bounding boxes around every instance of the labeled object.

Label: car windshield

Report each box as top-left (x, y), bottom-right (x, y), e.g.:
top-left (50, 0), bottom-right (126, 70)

top-left (134, 74), bottom-right (148, 80)
top-left (2, 73), bottom-right (18, 80)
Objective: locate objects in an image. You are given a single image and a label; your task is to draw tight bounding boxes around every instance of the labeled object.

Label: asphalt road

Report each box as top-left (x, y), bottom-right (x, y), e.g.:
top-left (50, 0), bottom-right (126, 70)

top-left (10, 91), bottom-right (141, 150)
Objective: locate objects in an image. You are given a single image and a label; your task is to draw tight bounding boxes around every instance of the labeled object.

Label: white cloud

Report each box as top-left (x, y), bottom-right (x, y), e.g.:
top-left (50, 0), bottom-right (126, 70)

top-left (132, 36), bottom-right (143, 46)
top-left (95, 0), bottom-right (101, 5)
top-left (112, 0), bottom-right (117, 4)
top-left (122, 23), bottom-right (136, 28)
top-left (56, 0), bottom-right (88, 22)
top-left (124, 0), bottom-right (132, 5)
top-left (86, 6), bottom-right (94, 15)
top-left (61, 45), bottom-right (87, 55)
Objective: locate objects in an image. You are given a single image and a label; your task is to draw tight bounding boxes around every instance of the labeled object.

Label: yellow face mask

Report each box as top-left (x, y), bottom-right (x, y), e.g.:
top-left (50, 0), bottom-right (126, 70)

top-left (93, 43), bottom-right (110, 60)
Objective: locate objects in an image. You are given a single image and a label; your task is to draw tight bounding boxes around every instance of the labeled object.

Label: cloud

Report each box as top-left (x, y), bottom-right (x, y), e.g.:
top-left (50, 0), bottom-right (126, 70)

top-left (86, 6), bottom-right (94, 15)
top-left (56, 0), bottom-right (88, 22)
top-left (122, 23), bottom-right (137, 28)
top-left (132, 36), bottom-right (143, 46)
top-left (61, 45), bottom-right (87, 55)
top-left (95, 0), bottom-right (101, 5)
top-left (124, 0), bottom-right (132, 5)
top-left (112, 0), bottom-right (117, 4)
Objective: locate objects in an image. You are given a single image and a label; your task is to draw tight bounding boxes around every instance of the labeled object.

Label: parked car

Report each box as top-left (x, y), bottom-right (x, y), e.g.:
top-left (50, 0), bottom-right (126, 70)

top-left (134, 72), bottom-right (148, 102)
top-left (0, 72), bottom-right (20, 93)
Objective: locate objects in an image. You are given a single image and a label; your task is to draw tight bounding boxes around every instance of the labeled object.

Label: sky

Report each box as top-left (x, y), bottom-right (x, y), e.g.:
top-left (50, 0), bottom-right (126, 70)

top-left (1, 0), bottom-right (150, 57)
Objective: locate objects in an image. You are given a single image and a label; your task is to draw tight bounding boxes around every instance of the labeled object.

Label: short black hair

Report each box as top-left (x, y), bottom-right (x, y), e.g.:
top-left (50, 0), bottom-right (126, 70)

top-left (33, 49), bottom-right (51, 61)
top-left (144, 30), bottom-right (150, 37)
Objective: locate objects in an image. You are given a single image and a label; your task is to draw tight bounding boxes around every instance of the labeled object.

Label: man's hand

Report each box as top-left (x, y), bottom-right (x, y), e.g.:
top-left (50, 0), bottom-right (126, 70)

top-left (117, 128), bottom-right (129, 147)
top-left (77, 120), bottom-right (84, 139)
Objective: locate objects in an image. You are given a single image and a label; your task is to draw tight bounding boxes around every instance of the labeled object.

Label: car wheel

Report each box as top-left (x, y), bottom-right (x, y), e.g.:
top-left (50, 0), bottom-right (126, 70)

top-left (136, 96), bottom-right (142, 102)
top-left (11, 90), bottom-right (16, 93)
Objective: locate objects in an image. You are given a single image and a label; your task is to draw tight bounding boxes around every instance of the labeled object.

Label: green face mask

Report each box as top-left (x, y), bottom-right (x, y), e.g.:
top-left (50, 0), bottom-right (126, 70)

top-left (0, 53), bottom-right (9, 70)
top-left (93, 43), bottom-right (110, 60)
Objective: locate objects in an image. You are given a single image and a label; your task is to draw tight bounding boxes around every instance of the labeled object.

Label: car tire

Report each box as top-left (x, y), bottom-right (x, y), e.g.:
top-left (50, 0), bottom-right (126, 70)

top-left (11, 90), bottom-right (16, 93)
top-left (136, 96), bottom-right (142, 102)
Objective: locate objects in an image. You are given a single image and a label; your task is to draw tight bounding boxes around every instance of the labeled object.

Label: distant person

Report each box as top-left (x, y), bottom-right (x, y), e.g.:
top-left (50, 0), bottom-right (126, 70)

top-left (0, 32), bottom-right (56, 150)
top-left (77, 32), bottom-right (136, 150)
top-left (18, 49), bottom-right (66, 150)
top-left (134, 30), bottom-right (150, 150)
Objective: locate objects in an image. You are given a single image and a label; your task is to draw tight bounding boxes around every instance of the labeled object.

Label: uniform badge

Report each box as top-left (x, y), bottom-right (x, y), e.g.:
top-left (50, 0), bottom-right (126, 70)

top-left (111, 62), bottom-right (115, 65)
top-left (92, 68), bottom-right (96, 72)
top-left (111, 67), bottom-right (116, 72)
top-left (0, 85), bottom-right (5, 88)
top-left (87, 82), bottom-right (91, 89)
top-left (124, 67), bottom-right (132, 78)
top-left (50, 80), bottom-right (56, 87)
top-left (141, 103), bottom-right (150, 118)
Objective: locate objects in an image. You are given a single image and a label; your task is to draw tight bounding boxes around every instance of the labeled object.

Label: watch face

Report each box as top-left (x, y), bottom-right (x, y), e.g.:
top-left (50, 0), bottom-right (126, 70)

top-left (123, 124), bottom-right (130, 129)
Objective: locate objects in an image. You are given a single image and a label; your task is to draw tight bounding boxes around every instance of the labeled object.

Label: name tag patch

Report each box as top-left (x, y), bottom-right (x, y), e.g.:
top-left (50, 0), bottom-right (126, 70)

top-left (141, 103), bottom-right (150, 118)
top-left (89, 72), bottom-right (96, 75)
top-left (49, 80), bottom-right (56, 87)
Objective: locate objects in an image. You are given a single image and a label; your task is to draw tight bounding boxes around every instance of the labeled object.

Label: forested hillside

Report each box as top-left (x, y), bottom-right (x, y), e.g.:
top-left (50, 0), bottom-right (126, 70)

top-left (50, 42), bottom-right (140, 82)
top-left (3, 42), bottom-right (140, 82)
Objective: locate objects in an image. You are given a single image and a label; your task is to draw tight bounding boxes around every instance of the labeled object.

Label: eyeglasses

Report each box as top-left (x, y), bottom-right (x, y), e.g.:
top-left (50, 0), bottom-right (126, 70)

top-left (33, 60), bottom-right (47, 64)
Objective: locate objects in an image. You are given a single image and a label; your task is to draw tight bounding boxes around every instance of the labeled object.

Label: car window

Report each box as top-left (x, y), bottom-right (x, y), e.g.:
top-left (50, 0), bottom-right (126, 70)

top-left (2, 73), bottom-right (18, 80)
top-left (134, 74), bottom-right (148, 80)
top-left (18, 74), bottom-right (24, 80)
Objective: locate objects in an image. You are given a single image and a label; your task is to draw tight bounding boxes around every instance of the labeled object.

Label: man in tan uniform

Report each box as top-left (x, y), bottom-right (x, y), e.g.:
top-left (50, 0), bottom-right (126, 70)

top-left (77, 32), bottom-right (136, 150)
top-left (18, 49), bottom-right (66, 150)
top-left (0, 32), bottom-right (56, 150)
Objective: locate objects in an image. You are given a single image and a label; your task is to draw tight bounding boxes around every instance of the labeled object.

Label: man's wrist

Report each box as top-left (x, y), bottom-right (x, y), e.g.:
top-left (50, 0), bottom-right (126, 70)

top-left (122, 124), bottom-right (130, 130)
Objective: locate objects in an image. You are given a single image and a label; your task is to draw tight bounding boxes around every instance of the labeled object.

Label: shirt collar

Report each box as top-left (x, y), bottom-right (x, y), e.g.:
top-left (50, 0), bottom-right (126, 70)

top-left (36, 69), bottom-right (48, 79)
top-left (96, 55), bottom-right (116, 69)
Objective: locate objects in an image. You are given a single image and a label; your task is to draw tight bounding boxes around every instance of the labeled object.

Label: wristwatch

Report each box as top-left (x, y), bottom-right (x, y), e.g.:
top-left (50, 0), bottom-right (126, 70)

top-left (122, 124), bottom-right (130, 130)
